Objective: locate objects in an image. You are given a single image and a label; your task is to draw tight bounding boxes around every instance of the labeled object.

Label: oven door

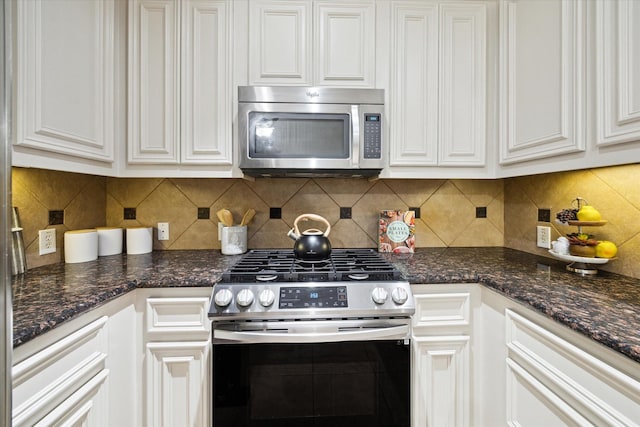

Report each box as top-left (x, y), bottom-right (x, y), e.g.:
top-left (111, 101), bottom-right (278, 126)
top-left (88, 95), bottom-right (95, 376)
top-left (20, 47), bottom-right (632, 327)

top-left (212, 320), bottom-right (410, 427)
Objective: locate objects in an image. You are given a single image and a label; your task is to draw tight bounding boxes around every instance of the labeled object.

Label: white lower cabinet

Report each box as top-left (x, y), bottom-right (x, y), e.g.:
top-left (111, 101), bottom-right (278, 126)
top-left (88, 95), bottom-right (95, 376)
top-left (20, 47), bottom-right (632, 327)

top-left (411, 284), bottom-right (477, 427)
top-left (12, 317), bottom-right (110, 427)
top-left (12, 287), bottom-right (213, 427)
top-left (12, 293), bottom-right (137, 427)
top-left (478, 286), bottom-right (640, 426)
top-left (140, 289), bottom-right (212, 427)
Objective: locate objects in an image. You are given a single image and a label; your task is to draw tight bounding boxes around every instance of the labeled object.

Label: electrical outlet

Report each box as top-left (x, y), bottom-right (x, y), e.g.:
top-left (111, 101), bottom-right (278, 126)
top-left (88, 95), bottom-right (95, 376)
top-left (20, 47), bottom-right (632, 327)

top-left (39, 229), bottom-right (57, 255)
top-left (537, 226), bottom-right (551, 249)
top-left (158, 222), bottom-right (169, 241)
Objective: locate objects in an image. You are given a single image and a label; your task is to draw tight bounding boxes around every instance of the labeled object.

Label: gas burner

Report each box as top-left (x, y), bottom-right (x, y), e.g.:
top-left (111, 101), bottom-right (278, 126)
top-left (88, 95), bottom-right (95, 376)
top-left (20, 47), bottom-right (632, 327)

top-left (220, 249), bottom-right (402, 283)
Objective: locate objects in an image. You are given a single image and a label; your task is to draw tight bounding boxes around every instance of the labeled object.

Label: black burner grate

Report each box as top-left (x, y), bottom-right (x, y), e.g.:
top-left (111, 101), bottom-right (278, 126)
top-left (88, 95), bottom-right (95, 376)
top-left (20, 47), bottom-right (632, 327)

top-left (221, 249), bottom-right (402, 283)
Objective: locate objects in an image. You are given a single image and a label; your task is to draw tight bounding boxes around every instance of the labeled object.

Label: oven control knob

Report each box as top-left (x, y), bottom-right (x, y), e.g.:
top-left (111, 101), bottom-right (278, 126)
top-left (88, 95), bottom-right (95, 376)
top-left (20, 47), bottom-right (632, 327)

top-left (391, 287), bottom-right (408, 305)
top-left (371, 287), bottom-right (388, 305)
top-left (258, 289), bottom-right (276, 307)
top-left (236, 289), bottom-right (255, 307)
top-left (214, 289), bottom-right (233, 307)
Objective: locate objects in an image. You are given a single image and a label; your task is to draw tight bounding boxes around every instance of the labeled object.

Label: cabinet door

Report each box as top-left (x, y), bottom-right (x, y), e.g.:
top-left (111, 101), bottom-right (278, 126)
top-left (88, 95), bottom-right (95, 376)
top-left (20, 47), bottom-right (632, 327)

top-left (128, 0), bottom-right (180, 163)
top-left (314, 1), bottom-right (375, 87)
top-left (499, 0), bottom-right (586, 164)
top-left (181, 0), bottom-right (233, 164)
top-left (439, 4), bottom-right (486, 166)
top-left (143, 293), bottom-right (212, 427)
top-left (249, 0), bottom-right (312, 85)
top-left (389, 3), bottom-right (439, 166)
top-left (146, 341), bottom-right (211, 427)
top-left (595, 0), bottom-right (640, 147)
top-left (14, 0), bottom-right (115, 163)
top-left (412, 336), bottom-right (470, 427)
top-left (389, 3), bottom-right (486, 168)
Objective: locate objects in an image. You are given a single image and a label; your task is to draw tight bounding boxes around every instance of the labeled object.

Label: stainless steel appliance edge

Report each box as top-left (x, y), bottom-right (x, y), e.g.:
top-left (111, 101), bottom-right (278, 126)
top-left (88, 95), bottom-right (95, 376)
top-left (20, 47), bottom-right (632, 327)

top-left (1, 0), bottom-right (13, 424)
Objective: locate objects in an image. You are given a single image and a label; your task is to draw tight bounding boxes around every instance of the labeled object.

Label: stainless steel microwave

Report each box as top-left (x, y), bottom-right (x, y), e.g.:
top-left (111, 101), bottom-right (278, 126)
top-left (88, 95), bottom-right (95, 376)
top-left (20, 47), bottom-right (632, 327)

top-left (238, 86), bottom-right (385, 178)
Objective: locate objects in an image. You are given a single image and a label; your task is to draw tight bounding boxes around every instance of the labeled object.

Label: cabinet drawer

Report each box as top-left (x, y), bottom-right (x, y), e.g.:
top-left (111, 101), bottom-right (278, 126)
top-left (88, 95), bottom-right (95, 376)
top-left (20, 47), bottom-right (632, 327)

top-left (505, 309), bottom-right (640, 425)
top-left (12, 316), bottom-right (108, 426)
top-left (413, 292), bottom-right (471, 328)
top-left (146, 297), bottom-right (210, 340)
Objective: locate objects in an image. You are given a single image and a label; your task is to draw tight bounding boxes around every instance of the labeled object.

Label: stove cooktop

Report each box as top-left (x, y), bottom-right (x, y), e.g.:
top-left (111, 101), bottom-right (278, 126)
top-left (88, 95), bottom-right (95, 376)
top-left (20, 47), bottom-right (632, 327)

top-left (221, 248), bottom-right (402, 283)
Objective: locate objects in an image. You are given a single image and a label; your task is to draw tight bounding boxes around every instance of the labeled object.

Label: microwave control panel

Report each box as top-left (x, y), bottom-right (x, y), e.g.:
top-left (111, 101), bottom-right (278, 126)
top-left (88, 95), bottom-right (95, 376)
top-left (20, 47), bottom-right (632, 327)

top-left (363, 114), bottom-right (382, 159)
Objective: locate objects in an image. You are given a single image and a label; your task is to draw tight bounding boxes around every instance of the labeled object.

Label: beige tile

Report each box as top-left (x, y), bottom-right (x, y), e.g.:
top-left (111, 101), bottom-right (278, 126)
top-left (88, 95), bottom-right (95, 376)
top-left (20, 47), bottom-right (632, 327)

top-left (65, 179), bottom-right (106, 231)
top-left (352, 181), bottom-right (408, 241)
top-left (282, 181), bottom-right (340, 228)
top-left (107, 177), bottom-right (164, 207)
top-left (245, 178), bottom-right (308, 206)
top-left (414, 219), bottom-right (447, 248)
top-left (451, 219), bottom-right (504, 247)
top-left (249, 220), bottom-right (294, 249)
top-left (15, 169), bottom-right (86, 209)
top-left (11, 177), bottom-right (49, 247)
top-left (605, 232), bottom-right (640, 278)
top-left (211, 181), bottom-right (271, 234)
top-left (330, 219), bottom-right (377, 248)
top-left (106, 193), bottom-right (125, 228)
top-left (451, 179), bottom-right (504, 207)
top-left (422, 181), bottom-right (475, 245)
top-left (383, 179), bottom-right (446, 207)
top-left (592, 164), bottom-right (640, 210)
top-left (171, 178), bottom-right (234, 207)
top-left (314, 178), bottom-right (376, 207)
top-left (170, 220), bottom-right (219, 250)
top-left (135, 180), bottom-right (197, 249)
top-left (487, 190), bottom-right (504, 232)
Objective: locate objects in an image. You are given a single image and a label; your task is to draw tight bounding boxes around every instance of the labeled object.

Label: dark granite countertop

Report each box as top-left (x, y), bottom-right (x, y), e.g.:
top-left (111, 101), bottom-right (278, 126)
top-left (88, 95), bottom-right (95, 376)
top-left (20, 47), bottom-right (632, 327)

top-left (11, 248), bottom-right (640, 364)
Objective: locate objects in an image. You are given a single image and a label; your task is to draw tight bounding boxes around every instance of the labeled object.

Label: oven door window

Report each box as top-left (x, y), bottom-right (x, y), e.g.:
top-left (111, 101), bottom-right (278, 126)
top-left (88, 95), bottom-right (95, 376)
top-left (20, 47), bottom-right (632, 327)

top-left (248, 112), bottom-right (350, 159)
top-left (213, 340), bottom-right (409, 427)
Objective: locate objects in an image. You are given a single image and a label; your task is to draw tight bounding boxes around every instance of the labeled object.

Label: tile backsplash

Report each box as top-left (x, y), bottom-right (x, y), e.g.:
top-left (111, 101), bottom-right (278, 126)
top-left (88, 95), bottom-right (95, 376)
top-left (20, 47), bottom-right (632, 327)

top-left (11, 163), bottom-right (640, 279)
top-left (104, 177), bottom-right (505, 251)
top-left (504, 163), bottom-right (640, 279)
top-left (12, 168), bottom-right (106, 268)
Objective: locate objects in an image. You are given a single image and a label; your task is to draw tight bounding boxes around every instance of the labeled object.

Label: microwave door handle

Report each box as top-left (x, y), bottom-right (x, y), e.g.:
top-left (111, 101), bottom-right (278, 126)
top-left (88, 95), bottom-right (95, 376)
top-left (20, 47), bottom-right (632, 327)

top-left (351, 105), bottom-right (360, 166)
top-left (213, 324), bottom-right (409, 343)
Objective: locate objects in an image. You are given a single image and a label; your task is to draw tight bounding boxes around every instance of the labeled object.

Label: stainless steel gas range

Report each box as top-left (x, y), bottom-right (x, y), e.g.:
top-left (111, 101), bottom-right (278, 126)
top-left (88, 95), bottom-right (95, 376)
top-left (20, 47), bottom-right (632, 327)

top-left (208, 249), bottom-right (414, 427)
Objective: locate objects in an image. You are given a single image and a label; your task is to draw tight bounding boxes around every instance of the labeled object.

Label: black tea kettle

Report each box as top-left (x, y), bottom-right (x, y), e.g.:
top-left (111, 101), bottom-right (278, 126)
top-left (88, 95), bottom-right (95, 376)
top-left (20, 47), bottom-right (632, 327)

top-left (287, 214), bottom-right (332, 261)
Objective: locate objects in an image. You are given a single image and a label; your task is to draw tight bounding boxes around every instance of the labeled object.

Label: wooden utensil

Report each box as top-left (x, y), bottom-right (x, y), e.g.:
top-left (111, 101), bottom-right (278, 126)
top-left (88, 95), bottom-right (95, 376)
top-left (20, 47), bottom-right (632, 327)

top-left (240, 209), bottom-right (256, 226)
top-left (216, 209), bottom-right (234, 227)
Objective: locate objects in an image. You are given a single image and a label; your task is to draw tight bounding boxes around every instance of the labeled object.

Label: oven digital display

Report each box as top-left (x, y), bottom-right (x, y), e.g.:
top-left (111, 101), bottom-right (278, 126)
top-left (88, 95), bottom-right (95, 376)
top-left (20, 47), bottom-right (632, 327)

top-left (279, 286), bottom-right (348, 309)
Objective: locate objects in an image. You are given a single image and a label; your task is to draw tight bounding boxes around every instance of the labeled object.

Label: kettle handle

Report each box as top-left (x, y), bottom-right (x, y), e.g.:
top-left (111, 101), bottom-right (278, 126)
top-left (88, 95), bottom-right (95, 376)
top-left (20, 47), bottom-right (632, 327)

top-left (293, 214), bottom-right (331, 237)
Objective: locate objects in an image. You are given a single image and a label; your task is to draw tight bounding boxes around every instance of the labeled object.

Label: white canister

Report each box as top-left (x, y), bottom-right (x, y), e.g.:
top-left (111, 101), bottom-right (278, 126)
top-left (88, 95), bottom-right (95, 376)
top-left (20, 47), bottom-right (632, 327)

top-left (96, 227), bottom-right (123, 256)
top-left (221, 225), bottom-right (248, 255)
top-left (64, 229), bottom-right (98, 263)
top-left (126, 227), bottom-right (153, 255)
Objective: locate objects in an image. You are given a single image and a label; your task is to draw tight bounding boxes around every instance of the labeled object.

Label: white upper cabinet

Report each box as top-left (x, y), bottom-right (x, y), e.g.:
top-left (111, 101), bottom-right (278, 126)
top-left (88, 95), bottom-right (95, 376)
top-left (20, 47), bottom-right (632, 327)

top-left (128, 0), bottom-right (232, 165)
top-left (14, 0), bottom-right (116, 164)
top-left (498, 0), bottom-right (586, 165)
top-left (389, 2), bottom-right (487, 169)
top-left (595, 0), bottom-right (640, 147)
top-left (248, 0), bottom-right (376, 87)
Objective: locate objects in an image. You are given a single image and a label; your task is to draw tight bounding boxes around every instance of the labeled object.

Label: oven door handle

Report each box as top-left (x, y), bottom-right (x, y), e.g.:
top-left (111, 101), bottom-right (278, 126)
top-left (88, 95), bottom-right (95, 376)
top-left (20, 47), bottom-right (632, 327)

top-left (213, 324), bottom-right (410, 343)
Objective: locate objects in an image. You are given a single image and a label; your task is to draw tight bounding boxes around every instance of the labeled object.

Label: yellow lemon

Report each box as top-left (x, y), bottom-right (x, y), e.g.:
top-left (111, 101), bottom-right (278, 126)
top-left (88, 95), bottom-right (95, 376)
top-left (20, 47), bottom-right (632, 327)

top-left (577, 205), bottom-right (601, 221)
top-left (595, 241), bottom-right (617, 258)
